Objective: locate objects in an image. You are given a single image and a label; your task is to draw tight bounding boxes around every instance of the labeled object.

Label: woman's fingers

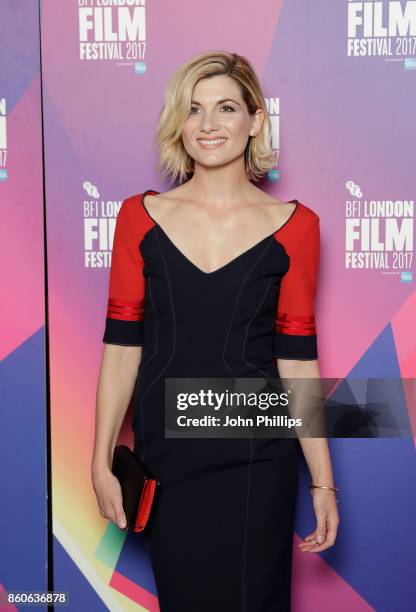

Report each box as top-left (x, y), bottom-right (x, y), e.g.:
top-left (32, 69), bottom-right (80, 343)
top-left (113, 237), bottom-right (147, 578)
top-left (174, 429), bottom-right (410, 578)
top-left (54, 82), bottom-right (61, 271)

top-left (298, 532), bottom-right (318, 551)
top-left (314, 514), bottom-right (327, 544)
top-left (92, 470), bottom-right (128, 530)
top-left (298, 532), bottom-right (316, 545)
top-left (110, 478), bottom-right (128, 529)
top-left (322, 517), bottom-right (338, 546)
top-left (298, 517), bottom-right (339, 552)
top-left (111, 497), bottom-right (127, 530)
top-left (299, 535), bottom-right (329, 553)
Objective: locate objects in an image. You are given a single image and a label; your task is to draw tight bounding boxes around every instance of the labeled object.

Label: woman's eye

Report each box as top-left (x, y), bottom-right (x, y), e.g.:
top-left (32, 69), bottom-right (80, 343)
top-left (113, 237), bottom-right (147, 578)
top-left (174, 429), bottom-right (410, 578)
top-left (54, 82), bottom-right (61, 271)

top-left (189, 104), bottom-right (235, 115)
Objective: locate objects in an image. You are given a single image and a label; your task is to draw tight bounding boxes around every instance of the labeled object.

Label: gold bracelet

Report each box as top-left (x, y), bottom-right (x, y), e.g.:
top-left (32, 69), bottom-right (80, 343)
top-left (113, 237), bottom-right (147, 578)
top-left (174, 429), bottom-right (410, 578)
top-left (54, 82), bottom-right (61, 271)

top-left (309, 484), bottom-right (339, 493)
top-left (309, 484), bottom-right (340, 502)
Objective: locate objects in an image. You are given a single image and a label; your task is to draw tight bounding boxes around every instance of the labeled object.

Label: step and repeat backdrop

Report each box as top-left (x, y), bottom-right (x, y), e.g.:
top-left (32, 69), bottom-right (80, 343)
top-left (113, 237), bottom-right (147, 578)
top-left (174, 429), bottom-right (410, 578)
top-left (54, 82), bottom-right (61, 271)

top-left (2, 0), bottom-right (416, 610)
top-left (0, 0), bottom-right (48, 606)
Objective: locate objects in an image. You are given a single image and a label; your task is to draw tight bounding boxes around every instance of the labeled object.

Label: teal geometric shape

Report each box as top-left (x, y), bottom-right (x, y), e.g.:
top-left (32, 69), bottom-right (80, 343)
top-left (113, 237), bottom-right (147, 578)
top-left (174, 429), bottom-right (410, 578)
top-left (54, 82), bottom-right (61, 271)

top-left (94, 521), bottom-right (127, 570)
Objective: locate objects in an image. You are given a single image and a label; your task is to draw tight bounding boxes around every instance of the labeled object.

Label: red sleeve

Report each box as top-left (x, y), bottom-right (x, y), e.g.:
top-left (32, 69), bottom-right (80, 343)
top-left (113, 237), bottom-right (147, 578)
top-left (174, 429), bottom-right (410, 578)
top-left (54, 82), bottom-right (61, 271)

top-left (102, 198), bottom-right (145, 346)
top-left (273, 214), bottom-right (320, 360)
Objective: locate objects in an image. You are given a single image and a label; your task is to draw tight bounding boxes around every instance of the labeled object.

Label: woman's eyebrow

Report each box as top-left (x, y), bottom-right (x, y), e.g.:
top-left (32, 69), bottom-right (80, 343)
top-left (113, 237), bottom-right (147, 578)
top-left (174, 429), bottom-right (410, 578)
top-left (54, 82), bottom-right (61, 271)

top-left (190, 98), bottom-right (241, 106)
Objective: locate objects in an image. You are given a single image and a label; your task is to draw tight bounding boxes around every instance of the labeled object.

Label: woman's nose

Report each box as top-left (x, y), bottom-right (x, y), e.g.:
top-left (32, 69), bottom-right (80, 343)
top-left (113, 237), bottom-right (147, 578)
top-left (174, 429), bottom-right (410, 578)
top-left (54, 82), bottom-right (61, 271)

top-left (198, 111), bottom-right (219, 131)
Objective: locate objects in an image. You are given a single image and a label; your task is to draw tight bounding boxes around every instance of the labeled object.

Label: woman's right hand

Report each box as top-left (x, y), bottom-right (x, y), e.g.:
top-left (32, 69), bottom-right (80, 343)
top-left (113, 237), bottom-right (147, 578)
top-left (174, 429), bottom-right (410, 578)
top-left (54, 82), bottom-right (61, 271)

top-left (91, 465), bottom-right (128, 530)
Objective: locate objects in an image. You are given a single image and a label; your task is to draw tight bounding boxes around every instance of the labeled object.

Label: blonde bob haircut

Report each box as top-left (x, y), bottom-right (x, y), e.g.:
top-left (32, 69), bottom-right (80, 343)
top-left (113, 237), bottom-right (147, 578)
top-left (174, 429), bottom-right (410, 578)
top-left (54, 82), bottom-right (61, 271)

top-left (155, 50), bottom-right (277, 184)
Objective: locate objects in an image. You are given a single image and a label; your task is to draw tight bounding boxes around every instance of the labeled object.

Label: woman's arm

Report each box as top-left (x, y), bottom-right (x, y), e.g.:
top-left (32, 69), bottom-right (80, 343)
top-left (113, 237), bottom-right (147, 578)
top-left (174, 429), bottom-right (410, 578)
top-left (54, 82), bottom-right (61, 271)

top-left (276, 358), bottom-right (335, 487)
top-left (276, 357), bottom-right (340, 553)
top-left (92, 344), bottom-right (141, 470)
top-left (91, 344), bottom-right (142, 529)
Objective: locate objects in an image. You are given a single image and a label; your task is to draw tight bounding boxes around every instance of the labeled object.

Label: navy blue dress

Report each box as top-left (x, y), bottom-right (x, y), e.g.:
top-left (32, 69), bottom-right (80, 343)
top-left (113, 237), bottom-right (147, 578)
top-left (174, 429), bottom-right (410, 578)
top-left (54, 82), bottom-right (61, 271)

top-left (103, 189), bottom-right (320, 611)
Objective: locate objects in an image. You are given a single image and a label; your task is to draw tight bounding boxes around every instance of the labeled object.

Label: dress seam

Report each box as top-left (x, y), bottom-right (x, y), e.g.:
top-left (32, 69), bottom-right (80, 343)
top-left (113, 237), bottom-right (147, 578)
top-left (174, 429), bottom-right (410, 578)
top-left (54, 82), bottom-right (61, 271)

top-left (139, 227), bottom-right (177, 465)
top-left (242, 275), bottom-right (274, 377)
top-left (137, 274), bottom-right (160, 458)
top-left (222, 237), bottom-right (275, 377)
top-left (242, 434), bottom-right (253, 612)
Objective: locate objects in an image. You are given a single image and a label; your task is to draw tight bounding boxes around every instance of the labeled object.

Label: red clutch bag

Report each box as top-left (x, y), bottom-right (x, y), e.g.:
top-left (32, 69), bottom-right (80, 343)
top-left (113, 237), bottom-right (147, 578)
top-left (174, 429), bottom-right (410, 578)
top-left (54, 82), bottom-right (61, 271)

top-left (111, 445), bottom-right (159, 532)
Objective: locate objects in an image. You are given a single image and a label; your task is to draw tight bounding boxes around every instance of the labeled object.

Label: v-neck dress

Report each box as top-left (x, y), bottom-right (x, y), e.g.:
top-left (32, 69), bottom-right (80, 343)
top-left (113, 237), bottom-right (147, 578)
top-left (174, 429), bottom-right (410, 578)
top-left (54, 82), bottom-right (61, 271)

top-left (102, 189), bottom-right (320, 612)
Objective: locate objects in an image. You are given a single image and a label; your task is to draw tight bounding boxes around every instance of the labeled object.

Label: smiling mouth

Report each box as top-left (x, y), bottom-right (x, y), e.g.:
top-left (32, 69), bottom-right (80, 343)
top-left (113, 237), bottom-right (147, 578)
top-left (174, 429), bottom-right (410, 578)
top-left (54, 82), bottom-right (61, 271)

top-left (197, 138), bottom-right (227, 147)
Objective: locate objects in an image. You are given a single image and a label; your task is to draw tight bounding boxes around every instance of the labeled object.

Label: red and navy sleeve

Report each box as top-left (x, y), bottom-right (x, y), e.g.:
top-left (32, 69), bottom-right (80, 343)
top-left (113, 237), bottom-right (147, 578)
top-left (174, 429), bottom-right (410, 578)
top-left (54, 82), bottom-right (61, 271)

top-left (102, 198), bottom-right (145, 346)
top-left (273, 213), bottom-right (320, 360)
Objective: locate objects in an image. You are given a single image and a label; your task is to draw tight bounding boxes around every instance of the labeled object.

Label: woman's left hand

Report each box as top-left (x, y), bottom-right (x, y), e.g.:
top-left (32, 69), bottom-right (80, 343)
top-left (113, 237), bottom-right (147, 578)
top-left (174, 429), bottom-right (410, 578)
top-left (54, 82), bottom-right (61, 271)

top-left (298, 488), bottom-right (340, 553)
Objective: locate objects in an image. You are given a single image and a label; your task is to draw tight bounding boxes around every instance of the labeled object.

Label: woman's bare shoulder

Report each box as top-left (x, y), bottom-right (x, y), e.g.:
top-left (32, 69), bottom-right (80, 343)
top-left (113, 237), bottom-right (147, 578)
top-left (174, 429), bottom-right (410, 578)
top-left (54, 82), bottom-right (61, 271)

top-left (145, 187), bottom-right (186, 204)
top-left (141, 187), bottom-right (185, 223)
top-left (261, 191), bottom-right (320, 221)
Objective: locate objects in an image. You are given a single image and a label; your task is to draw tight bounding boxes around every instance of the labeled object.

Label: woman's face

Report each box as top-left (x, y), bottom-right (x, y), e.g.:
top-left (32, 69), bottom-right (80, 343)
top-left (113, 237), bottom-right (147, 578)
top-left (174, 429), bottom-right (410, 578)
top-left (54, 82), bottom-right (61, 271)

top-left (181, 74), bottom-right (263, 170)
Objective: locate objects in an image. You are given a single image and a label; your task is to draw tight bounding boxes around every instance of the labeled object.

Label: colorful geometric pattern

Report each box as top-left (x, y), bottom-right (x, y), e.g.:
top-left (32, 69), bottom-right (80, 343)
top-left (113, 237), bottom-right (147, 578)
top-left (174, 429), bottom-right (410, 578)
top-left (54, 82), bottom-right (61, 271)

top-left (0, 0), bottom-right (48, 602)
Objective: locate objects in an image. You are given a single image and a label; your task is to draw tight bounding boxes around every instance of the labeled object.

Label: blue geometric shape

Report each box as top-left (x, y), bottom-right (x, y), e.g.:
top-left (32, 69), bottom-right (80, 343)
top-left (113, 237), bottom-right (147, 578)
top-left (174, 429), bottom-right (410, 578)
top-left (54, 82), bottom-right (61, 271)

top-left (0, 327), bottom-right (47, 593)
top-left (348, 323), bottom-right (401, 379)
top-left (115, 530), bottom-right (158, 596)
top-left (297, 437), bottom-right (416, 612)
top-left (53, 536), bottom-right (107, 611)
top-left (296, 321), bottom-right (416, 610)
top-left (324, 376), bottom-right (412, 438)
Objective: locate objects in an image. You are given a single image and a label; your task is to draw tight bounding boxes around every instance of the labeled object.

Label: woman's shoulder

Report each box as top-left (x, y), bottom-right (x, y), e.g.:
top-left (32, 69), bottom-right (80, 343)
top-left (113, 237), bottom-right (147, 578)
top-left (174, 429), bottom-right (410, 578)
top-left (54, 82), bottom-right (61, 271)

top-left (252, 188), bottom-right (320, 221)
top-left (259, 194), bottom-right (319, 241)
top-left (116, 191), bottom-right (158, 233)
top-left (295, 200), bottom-right (320, 223)
top-left (273, 198), bottom-right (320, 256)
top-left (135, 187), bottom-right (189, 225)
top-left (289, 201), bottom-right (320, 242)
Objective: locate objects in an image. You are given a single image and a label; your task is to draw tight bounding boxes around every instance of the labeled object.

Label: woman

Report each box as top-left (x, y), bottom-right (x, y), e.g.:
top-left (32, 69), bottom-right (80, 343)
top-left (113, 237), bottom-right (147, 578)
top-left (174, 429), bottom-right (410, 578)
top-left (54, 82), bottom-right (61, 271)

top-left (92, 51), bottom-right (339, 611)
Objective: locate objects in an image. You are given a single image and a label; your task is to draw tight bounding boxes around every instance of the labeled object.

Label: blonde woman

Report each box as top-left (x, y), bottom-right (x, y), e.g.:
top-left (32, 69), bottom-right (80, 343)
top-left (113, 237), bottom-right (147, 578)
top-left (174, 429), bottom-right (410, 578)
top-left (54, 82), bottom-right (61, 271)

top-left (92, 51), bottom-right (339, 611)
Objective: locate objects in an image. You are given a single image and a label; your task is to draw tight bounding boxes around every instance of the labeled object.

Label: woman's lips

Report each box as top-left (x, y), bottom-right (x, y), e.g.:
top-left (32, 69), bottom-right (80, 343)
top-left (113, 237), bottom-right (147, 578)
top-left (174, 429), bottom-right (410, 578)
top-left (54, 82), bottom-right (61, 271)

top-left (197, 138), bottom-right (227, 149)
